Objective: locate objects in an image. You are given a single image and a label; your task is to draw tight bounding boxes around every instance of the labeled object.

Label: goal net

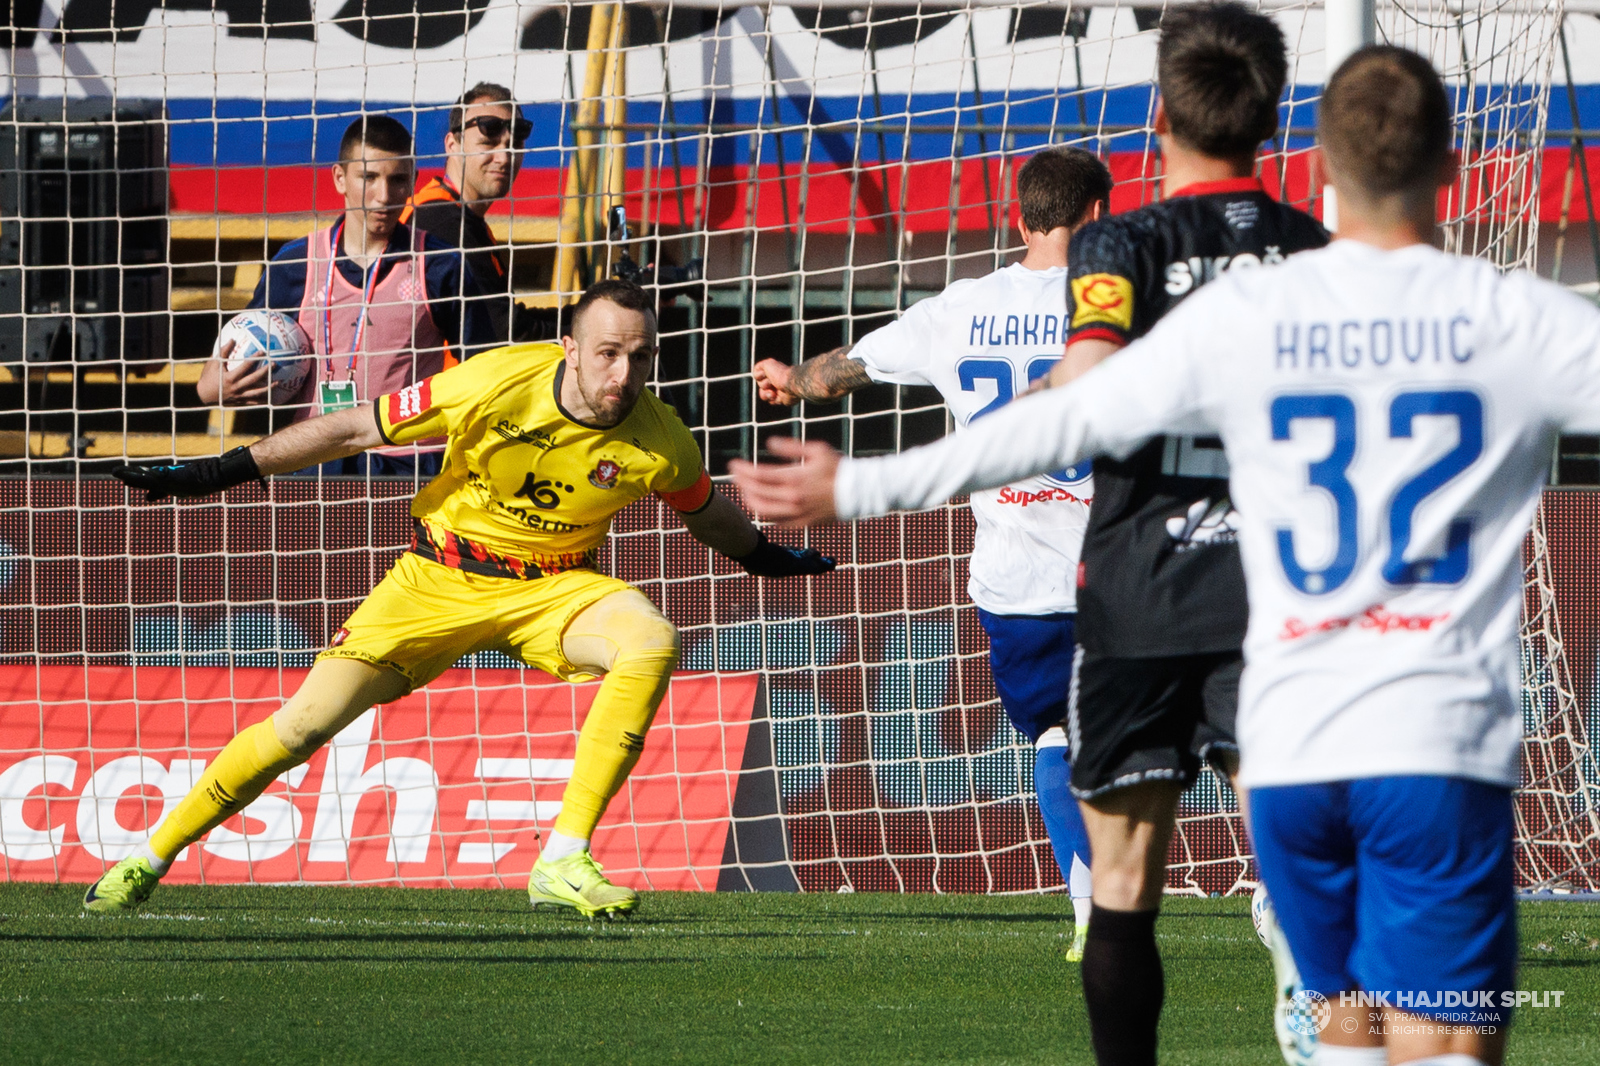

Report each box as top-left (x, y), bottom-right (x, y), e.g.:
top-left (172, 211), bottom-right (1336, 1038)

top-left (2, 0), bottom-right (1596, 896)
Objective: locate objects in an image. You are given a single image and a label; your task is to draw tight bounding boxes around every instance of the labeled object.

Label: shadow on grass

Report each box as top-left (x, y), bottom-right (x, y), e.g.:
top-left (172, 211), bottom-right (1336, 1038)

top-left (735, 909), bottom-right (1071, 925)
top-left (0, 927), bottom-right (830, 955)
top-left (0, 930), bottom-right (594, 948)
top-left (49, 952), bottom-right (726, 966)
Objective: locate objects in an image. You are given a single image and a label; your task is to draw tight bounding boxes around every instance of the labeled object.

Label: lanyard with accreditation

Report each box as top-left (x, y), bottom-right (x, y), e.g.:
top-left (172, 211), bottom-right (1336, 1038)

top-left (318, 217), bottom-right (382, 414)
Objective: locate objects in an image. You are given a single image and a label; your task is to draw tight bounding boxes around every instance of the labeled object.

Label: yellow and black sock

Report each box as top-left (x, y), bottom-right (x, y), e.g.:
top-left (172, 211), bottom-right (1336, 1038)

top-left (147, 719), bottom-right (302, 866)
top-left (553, 643), bottom-right (677, 841)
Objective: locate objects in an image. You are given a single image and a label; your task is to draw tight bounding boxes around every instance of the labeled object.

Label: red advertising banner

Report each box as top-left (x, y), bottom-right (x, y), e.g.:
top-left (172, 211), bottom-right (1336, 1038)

top-left (0, 665), bottom-right (761, 890)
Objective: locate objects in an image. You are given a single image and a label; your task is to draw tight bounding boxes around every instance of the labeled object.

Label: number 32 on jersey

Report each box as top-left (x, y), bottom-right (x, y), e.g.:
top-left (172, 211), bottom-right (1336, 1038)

top-left (1271, 389), bottom-right (1482, 595)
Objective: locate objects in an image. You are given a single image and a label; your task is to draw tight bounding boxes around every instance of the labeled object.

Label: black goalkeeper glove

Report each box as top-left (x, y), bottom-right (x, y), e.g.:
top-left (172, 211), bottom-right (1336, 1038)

top-left (113, 446), bottom-right (264, 502)
top-left (732, 531), bottom-right (837, 578)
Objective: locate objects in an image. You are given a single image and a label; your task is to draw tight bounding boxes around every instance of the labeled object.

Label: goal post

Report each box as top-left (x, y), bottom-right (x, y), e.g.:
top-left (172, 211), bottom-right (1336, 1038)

top-left (1317, 0), bottom-right (1373, 231)
top-left (1, 0), bottom-right (1596, 895)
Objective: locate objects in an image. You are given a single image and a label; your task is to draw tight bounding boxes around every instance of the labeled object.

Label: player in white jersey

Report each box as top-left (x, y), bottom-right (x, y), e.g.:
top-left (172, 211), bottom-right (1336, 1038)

top-left (753, 147), bottom-right (1113, 957)
top-left (733, 47), bottom-right (1582, 1066)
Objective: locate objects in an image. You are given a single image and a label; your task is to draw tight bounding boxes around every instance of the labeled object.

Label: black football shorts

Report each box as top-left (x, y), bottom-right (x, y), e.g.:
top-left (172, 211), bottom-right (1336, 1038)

top-left (1066, 649), bottom-right (1241, 799)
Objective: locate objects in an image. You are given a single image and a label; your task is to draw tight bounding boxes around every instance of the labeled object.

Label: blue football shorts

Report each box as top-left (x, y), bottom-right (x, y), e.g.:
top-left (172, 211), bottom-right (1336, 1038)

top-left (977, 610), bottom-right (1076, 743)
top-left (1250, 775), bottom-right (1517, 1026)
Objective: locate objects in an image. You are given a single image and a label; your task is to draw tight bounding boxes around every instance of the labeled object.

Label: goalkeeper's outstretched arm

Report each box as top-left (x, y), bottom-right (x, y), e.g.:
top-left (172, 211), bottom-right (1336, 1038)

top-left (113, 402), bottom-right (385, 500)
top-left (678, 489), bottom-right (760, 558)
top-left (250, 403), bottom-right (383, 474)
top-left (679, 486), bottom-right (838, 579)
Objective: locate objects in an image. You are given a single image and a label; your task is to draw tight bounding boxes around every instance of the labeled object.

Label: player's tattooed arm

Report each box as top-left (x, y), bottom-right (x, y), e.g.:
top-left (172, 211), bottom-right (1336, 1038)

top-left (789, 347), bottom-right (873, 401)
top-left (753, 346), bottom-right (873, 406)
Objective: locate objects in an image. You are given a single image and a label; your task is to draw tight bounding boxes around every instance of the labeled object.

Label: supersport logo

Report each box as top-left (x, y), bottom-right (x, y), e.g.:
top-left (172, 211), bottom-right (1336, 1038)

top-left (1279, 605), bottom-right (1451, 641)
top-left (995, 486), bottom-right (1091, 507)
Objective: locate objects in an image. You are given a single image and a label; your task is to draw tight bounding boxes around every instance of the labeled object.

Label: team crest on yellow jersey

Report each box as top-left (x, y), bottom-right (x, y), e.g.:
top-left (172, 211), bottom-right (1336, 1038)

top-left (589, 459), bottom-right (622, 489)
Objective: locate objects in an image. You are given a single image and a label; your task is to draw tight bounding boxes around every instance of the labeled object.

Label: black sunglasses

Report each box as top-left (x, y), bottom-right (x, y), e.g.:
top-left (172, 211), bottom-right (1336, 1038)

top-left (456, 114), bottom-right (533, 147)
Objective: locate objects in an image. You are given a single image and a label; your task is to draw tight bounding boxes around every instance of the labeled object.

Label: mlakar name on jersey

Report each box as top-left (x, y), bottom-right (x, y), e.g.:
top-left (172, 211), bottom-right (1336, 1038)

top-left (1274, 315), bottom-right (1474, 371)
top-left (967, 314), bottom-right (1066, 346)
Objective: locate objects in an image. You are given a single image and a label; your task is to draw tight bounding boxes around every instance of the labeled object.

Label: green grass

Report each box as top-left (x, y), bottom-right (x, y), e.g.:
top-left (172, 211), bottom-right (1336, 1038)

top-left (0, 884), bottom-right (1595, 1065)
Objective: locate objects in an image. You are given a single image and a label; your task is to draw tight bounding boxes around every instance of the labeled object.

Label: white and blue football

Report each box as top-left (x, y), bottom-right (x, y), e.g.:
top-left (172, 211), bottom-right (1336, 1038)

top-left (1250, 882), bottom-right (1275, 948)
top-left (215, 308), bottom-right (313, 404)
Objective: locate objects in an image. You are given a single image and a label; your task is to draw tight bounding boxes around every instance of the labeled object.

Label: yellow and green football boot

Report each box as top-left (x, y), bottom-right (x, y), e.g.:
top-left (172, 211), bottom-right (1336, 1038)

top-left (82, 856), bottom-right (161, 914)
top-left (527, 850), bottom-right (639, 919)
top-left (1065, 922), bottom-right (1089, 963)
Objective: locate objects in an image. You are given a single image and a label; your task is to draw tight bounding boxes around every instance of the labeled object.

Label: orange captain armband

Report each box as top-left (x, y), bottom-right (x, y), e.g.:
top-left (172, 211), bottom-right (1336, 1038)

top-left (657, 469), bottom-right (714, 514)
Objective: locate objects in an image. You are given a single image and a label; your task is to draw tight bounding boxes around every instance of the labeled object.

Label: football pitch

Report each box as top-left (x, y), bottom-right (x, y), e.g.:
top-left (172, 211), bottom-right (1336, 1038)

top-left (0, 885), bottom-right (1594, 1066)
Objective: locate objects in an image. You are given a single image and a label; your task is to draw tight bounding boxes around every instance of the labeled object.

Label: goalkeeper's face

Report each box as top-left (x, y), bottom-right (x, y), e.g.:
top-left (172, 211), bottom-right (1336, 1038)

top-left (563, 300), bottom-right (658, 428)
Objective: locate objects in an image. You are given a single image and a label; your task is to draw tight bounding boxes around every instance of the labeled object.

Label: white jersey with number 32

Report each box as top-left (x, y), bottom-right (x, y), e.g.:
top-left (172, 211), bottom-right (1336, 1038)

top-left (834, 241), bottom-right (1600, 788)
top-left (849, 263), bottom-right (1091, 616)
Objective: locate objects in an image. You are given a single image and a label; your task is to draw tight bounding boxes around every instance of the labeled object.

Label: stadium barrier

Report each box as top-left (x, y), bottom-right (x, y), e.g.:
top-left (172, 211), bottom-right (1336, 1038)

top-left (1, 479), bottom-right (1596, 895)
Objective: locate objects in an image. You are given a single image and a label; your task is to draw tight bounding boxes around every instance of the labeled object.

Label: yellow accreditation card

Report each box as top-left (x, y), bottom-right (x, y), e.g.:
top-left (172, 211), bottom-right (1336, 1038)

top-left (318, 380), bottom-right (360, 414)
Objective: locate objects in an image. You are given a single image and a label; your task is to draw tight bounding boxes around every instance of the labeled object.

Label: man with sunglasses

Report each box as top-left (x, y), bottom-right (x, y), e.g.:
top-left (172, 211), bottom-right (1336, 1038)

top-left (404, 82), bottom-right (561, 344)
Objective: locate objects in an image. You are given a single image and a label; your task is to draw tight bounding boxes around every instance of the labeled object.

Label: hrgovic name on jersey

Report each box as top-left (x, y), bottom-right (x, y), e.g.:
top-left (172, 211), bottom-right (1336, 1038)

top-left (1271, 314), bottom-right (1473, 371)
top-left (849, 263), bottom-right (1091, 617)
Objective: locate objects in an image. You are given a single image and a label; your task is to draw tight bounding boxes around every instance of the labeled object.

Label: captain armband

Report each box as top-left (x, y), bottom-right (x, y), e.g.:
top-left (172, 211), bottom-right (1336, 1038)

top-left (657, 469), bottom-right (714, 514)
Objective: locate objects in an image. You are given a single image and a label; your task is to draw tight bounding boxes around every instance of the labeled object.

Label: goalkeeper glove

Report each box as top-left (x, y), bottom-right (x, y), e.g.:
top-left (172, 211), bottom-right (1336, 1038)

top-left (113, 446), bottom-right (264, 502)
top-left (733, 531), bottom-right (836, 578)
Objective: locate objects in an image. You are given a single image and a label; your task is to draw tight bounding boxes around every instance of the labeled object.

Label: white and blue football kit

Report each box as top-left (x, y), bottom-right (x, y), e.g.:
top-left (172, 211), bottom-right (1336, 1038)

top-left (850, 263), bottom-right (1093, 621)
top-left (833, 239), bottom-right (1600, 1023)
top-left (849, 262), bottom-right (1093, 895)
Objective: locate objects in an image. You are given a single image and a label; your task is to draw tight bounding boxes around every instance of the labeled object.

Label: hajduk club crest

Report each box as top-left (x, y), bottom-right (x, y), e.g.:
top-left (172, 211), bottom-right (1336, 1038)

top-left (589, 459), bottom-right (621, 489)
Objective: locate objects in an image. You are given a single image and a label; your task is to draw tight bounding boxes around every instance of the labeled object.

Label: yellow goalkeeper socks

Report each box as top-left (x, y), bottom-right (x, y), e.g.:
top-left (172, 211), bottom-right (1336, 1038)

top-left (554, 643), bottom-right (677, 841)
top-left (147, 718), bottom-right (302, 865)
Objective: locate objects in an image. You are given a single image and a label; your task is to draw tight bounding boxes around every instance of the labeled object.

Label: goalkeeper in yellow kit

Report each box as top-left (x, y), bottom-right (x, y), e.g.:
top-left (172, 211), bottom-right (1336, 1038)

top-left (85, 279), bottom-right (832, 918)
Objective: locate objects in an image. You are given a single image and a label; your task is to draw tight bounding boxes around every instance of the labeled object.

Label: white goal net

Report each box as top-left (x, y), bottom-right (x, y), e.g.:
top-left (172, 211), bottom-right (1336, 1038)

top-left (2, 0), bottom-right (1596, 896)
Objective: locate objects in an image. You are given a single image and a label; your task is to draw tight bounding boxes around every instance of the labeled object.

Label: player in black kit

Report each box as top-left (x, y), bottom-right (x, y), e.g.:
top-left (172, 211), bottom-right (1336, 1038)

top-left (1044, 6), bottom-right (1329, 1066)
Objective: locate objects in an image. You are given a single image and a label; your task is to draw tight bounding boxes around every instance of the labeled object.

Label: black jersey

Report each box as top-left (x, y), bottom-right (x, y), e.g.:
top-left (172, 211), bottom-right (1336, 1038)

top-left (1066, 178), bottom-right (1329, 657)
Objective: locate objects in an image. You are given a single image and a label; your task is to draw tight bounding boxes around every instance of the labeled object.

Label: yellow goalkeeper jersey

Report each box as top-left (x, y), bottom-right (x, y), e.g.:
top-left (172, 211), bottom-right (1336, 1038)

top-left (375, 342), bottom-right (711, 578)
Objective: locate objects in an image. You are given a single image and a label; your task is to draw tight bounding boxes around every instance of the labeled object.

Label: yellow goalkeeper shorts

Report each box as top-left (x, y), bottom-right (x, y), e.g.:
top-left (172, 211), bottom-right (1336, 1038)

top-left (318, 552), bottom-right (635, 690)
